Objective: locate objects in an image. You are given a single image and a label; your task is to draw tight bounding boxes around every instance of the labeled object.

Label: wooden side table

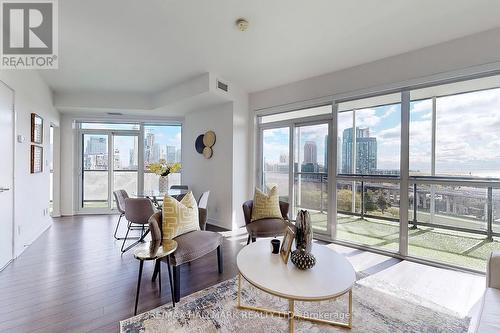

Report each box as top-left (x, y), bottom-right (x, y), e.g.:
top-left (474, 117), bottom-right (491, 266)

top-left (133, 240), bottom-right (177, 315)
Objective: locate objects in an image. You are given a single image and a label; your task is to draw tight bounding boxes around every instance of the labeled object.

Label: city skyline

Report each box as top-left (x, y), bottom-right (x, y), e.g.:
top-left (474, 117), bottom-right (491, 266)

top-left (262, 87), bottom-right (500, 178)
top-left (83, 125), bottom-right (182, 170)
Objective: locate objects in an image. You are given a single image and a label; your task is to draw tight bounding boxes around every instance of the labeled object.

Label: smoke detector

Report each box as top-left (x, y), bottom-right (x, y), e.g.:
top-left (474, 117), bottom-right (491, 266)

top-left (236, 18), bottom-right (249, 31)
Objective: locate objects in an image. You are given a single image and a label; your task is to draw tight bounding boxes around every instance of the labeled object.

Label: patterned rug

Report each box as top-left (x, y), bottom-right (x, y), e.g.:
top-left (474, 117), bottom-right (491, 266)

top-left (120, 275), bottom-right (471, 333)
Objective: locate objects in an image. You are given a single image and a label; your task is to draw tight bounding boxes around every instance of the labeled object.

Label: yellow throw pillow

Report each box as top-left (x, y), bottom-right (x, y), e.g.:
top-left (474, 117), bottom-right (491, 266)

top-left (162, 191), bottom-right (200, 240)
top-left (251, 186), bottom-right (283, 222)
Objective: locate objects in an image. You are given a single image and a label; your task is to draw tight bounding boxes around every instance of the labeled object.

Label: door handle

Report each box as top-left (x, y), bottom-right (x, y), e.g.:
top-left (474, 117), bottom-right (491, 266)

top-left (0, 187), bottom-right (10, 192)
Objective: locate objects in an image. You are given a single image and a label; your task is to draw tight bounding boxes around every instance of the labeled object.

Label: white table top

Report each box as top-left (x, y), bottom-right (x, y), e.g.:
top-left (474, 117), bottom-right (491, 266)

top-left (237, 240), bottom-right (356, 301)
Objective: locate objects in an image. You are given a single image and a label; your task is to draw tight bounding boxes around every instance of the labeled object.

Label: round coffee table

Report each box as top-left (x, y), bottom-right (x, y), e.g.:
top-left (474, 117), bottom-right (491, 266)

top-left (133, 240), bottom-right (177, 315)
top-left (236, 240), bottom-right (356, 332)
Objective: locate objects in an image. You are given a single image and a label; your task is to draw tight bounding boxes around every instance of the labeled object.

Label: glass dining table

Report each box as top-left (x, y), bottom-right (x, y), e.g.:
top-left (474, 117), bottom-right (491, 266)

top-left (133, 189), bottom-right (188, 208)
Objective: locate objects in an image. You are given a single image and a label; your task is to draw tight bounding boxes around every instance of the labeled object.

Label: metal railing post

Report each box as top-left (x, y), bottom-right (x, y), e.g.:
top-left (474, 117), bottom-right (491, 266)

top-left (487, 187), bottom-right (493, 241)
top-left (411, 183), bottom-right (417, 229)
top-left (361, 181), bottom-right (364, 219)
top-left (320, 173), bottom-right (324, 214)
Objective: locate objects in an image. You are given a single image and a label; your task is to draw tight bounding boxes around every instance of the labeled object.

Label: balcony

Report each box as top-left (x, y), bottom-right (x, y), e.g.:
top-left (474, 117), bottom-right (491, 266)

top-left (293, 172), bottom-right (500, 271)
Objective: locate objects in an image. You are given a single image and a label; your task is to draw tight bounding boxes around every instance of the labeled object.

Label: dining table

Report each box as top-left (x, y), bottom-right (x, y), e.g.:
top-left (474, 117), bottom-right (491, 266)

top-left (132, 189), bottom-right (188, 208)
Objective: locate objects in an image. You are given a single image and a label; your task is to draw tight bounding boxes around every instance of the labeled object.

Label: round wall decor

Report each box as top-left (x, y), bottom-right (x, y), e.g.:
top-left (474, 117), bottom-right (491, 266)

top-left (195, 134), bottom-right (205, 154)
top-left (203, 130), bottom-right (216, 147)
top-left (195, 130), bottom-right (216, 159)
top-left (202, 147), bottom-right (213, 159)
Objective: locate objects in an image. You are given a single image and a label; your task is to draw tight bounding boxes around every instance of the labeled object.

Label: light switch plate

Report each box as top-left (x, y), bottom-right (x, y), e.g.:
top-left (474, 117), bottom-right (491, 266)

top-left (17, 135), bottom-right (26, 143)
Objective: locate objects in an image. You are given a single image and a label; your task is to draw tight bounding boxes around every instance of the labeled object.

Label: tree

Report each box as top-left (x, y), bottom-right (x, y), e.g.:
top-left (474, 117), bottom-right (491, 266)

top-left (364, 191), bottom-right (377, 213)
top-left (376, 194), bottom-right (390, 214)
top-left (337, 189), bottom-right (361, 212)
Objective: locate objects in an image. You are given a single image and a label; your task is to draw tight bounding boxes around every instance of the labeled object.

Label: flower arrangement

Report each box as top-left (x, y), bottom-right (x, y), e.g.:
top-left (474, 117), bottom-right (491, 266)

top-left (146, 160), bottom-right (181, 177)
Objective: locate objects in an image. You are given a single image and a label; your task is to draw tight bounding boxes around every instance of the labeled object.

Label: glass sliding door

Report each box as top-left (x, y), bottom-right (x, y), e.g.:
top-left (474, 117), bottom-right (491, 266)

top-left (82, 134), bottom-right (109, 208)
top-left (112, 134), bottom-right (139, 204)
top-left (336, 93), bottom-right (402, 252)
top-left (80, 131), bottom-right (139, 211)
top-left (261, 127), bottom-right (290, 202)
top-left (293, 122), bottom-right (329, 233)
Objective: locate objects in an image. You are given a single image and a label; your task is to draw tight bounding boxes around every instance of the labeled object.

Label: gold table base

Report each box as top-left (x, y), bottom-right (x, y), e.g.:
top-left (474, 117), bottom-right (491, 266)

top-left (237, 273), bottom-right (352, 333)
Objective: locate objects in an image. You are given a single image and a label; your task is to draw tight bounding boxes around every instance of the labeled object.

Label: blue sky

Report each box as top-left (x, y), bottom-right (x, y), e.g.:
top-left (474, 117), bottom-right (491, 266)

top-left (262, 87), bottom-right (500, 177)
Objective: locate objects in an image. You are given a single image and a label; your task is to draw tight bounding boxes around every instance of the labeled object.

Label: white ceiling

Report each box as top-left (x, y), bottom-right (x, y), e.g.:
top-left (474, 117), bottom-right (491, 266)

top-left (40, 0), bottom-right (500, 95)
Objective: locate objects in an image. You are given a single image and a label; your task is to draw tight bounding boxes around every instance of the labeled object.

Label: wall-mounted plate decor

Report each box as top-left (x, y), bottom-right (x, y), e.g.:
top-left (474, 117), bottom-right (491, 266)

top-left (31, 113), bottom-right (43, 144)
top-left (195, 134), bottom-right (205, 153)
top-left (195, 130), bottom-right (216, 159)
top-left (202, 147), bottom-right (213, 159)
top-left (203, 130), bottom-right (216, 147)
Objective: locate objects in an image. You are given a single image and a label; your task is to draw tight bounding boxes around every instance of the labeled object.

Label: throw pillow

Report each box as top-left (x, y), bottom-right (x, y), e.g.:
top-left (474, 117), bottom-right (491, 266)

top-left (251, 186), bottom-right (282, 221)
top-left (162, 191), bottom-right (200, 240)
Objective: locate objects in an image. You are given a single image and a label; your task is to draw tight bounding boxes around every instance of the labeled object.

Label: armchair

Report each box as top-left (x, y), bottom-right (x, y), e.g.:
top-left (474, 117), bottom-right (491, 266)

top-left (242, 200), bottom-right (289, 245)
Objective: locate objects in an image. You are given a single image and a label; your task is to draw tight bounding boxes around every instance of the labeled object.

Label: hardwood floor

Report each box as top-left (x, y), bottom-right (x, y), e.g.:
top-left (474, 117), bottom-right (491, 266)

top-left (0, 214), bottom-right (487, 332)
top-left (0, 215), bottom-right (242, 333)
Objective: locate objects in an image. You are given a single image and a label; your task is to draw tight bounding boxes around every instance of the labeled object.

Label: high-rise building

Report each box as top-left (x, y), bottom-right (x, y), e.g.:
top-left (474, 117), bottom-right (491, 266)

top-left (302, 141), bottom-right (318, 172)
top-left (144, 132), bottom-right (155, 163)
top-left (166, 145), bottom-right (176, 162)
top-left (279, 153), bottom-right (288, 164)
top-left (113, 148), bottom-right (121, 169)
top-left (175, 148), bottom-right (181, 163)
top-left (342, 127), bottom-right (377, 174)
top-left (303, 141), bottom-right (317, 164)
top-left (86, 136), bottom-right (107, 155)
top-left (337, 136), bottom-right (342, 172)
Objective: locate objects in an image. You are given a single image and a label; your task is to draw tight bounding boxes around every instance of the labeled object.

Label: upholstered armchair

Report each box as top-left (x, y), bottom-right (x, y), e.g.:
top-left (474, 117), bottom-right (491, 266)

top-left (242, 200), bottom-right (290, 245)
top-left (148, 207), bottom-right (222, 302)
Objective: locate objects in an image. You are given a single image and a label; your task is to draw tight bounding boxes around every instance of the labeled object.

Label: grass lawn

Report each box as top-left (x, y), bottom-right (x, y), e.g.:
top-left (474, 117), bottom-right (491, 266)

top-left (308, 212), bottom-right (500, 271)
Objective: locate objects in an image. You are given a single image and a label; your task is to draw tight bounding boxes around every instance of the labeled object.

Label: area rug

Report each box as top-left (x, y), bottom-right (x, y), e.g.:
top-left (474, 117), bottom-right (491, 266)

top-left (120, 276), bottom-right (470, 333)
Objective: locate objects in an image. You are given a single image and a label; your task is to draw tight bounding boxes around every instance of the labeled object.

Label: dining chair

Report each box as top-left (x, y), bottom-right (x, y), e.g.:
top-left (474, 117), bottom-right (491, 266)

top-left (149, 206), bottom-right (222, 302)
top-left (198, 191), bottom-right (210, 230)
top-left (113, 190), bottom-right (128, 240)
top-left (198, 191), bottom-right (210, 209)
top-left (121, 198), bottom-right (155, 253)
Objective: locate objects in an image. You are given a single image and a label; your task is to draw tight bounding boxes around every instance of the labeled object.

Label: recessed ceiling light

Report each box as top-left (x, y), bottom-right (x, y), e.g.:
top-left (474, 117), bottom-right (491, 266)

top-left (236, 18), bottom-right (249, 32)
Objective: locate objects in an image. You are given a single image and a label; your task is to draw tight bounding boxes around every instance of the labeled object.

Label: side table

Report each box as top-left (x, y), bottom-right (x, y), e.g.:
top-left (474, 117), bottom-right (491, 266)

top-left (133, 240), bottom-right (177, 315)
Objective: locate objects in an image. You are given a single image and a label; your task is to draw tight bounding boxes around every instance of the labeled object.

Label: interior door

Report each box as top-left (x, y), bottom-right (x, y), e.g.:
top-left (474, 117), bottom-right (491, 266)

top-left (0, 81), bottom-right (14, 269)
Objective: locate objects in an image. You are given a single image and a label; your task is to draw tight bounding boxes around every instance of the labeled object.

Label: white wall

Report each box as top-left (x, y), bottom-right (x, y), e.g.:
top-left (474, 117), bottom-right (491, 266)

top-left (0, 71), bottom-right (60, 256)
top-left (182, 103), bottom-right (234, 229)
top-left (250, 27), bottom-right (500, 111)
top-left (59, 114), bottom-right (75, 216)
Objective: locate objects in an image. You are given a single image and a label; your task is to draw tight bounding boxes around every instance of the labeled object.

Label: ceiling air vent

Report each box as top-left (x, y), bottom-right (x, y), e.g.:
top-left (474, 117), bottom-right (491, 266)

top-left (217, 80), bottom-right (229, 92)
top-left (107, 112), bottom-right (123, 116)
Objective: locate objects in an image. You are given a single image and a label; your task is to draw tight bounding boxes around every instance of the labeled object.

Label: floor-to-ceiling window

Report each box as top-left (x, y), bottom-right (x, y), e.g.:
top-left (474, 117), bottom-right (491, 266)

top-left (261, 127), bottom-right (290, 202)
top-left (143, 125), bottom-right (182, 193)
top-left (257, 73), bottom-right (500, 272)
top-left (78, 122), bottom-right (182, 212)
top-left (294, 122), bottom-right (329, 232)
top-left (335, 93), bottom-right (402, 252)
top-left (258, 105), bottom-right (331, 232)
top-left (407, 78), bottom-right (500, 270)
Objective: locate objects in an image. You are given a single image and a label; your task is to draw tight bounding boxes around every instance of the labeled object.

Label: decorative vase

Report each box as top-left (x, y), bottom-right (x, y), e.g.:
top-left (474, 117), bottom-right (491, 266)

top-left (158, 175), bottom-right (169, 193)
top-left (295, 210), bottom-right (313, 252)
top-left (291, 249), bottom-right (316, 270)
